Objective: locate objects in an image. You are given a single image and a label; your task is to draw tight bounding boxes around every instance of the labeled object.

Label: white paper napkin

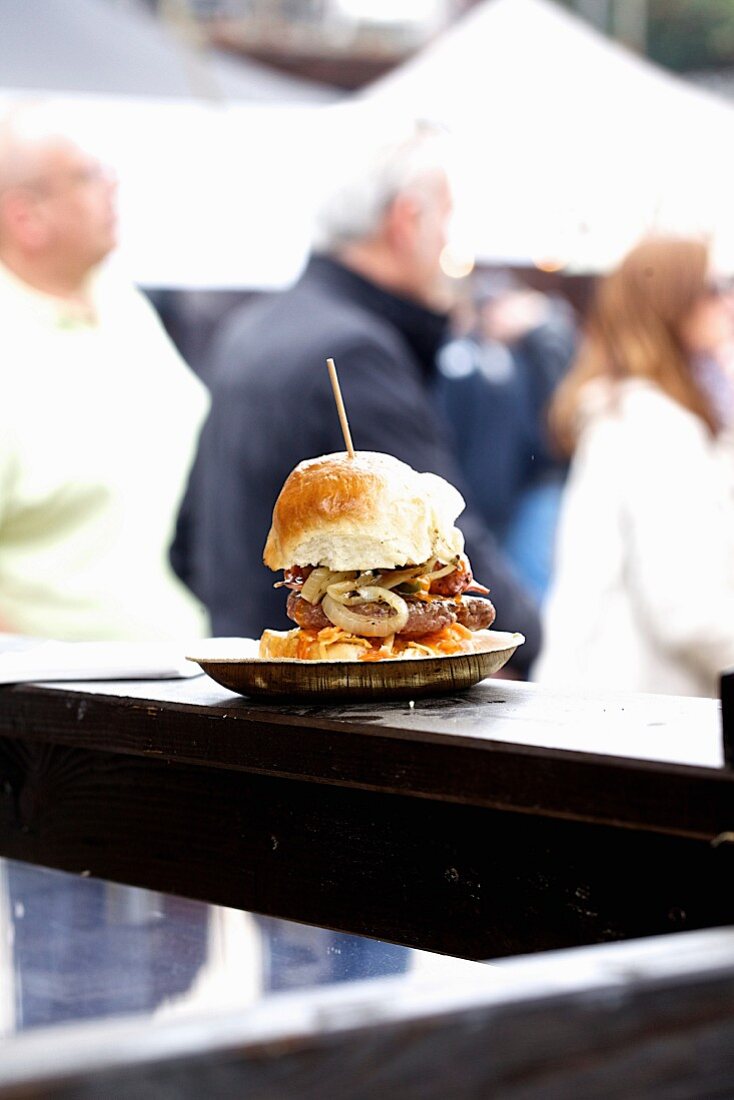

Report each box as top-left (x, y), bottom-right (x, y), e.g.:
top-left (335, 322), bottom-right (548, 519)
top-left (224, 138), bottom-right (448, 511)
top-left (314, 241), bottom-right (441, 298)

top-left (0, 636), bottom-right (202, 685)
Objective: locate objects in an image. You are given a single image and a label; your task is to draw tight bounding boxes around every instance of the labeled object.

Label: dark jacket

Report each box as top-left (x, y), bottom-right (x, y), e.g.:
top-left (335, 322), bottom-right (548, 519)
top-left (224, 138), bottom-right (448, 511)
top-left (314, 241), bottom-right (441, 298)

top-left (172, 256), bottom-right (541, 669)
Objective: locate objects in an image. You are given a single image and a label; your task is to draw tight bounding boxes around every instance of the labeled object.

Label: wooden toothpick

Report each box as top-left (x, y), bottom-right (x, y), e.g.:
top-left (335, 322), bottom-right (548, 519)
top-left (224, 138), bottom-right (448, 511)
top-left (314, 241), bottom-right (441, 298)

top-left (326, 357), bottom-right (355, 459)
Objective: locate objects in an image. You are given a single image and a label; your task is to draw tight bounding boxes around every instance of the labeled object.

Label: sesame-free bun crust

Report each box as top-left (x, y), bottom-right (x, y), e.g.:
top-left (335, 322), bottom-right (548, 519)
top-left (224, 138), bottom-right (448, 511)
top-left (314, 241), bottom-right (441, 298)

top-left (263, 451), bottom-right (465, 572)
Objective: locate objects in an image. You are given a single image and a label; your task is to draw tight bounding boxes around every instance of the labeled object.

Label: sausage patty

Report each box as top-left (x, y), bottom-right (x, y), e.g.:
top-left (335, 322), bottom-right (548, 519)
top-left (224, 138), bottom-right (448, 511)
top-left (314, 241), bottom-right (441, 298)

top-left (286, 592), bottom-right (495, 637)
top-left (397, 598), bottom-right (456, 638)
top-left (455, 596), bottom-right (496, 631)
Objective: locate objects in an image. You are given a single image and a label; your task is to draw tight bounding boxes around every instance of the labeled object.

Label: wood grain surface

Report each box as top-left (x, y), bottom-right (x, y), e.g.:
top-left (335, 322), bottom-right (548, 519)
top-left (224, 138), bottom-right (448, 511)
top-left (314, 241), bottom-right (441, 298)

top-left (0, 676), bottom-right (731, 959)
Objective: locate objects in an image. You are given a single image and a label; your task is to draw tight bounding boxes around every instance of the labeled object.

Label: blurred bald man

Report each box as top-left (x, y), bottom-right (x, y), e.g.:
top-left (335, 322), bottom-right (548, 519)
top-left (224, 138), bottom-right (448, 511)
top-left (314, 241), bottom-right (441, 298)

top-left (0, 104), bottom-right (209, 641)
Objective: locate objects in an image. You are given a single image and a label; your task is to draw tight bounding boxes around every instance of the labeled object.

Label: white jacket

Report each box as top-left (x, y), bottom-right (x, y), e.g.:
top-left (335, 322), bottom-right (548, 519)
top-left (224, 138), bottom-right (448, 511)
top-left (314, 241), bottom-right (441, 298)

top-left (534, 379), bottom-right (734, 697)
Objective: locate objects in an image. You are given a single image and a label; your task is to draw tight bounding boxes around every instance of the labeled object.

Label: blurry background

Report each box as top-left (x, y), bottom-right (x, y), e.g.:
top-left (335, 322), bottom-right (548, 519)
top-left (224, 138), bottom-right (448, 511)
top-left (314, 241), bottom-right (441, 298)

top-left (2, 0), bottom-right (732, 363)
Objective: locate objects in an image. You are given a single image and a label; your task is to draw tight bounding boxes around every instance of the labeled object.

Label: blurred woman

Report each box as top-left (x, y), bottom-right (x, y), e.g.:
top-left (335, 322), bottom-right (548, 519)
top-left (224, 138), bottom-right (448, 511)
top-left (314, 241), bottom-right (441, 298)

top-left (534, 237), bottom-right (734, 696)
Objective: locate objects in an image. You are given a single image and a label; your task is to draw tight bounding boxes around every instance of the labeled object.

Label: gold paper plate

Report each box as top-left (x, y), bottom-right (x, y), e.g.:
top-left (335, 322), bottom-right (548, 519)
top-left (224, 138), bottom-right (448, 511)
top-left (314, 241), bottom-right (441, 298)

top-left (187, 632), bottom-right (524, 701)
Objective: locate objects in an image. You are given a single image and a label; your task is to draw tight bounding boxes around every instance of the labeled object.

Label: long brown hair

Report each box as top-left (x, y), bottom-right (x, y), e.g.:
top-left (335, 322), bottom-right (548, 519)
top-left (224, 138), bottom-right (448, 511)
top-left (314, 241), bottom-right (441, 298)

top-left (551, 237), bottom-right (717, 454)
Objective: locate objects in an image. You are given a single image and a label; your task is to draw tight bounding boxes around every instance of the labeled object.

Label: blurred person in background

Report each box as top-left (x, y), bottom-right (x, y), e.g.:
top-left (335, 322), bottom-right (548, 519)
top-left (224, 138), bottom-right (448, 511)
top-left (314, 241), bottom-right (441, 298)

top-left (173, 120), bottom-right (541, 673)
top-left (0, 103), bottom-right (209, 641)
top-left (436, 272), bottom-right (576, 601)
top-left (534, 237), bottom-right (734, 697)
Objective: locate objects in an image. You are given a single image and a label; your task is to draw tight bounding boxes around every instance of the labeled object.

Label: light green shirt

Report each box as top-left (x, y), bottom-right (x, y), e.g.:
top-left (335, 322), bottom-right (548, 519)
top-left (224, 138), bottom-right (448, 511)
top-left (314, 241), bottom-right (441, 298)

top-left (0, 261), bottom-right (210, 641)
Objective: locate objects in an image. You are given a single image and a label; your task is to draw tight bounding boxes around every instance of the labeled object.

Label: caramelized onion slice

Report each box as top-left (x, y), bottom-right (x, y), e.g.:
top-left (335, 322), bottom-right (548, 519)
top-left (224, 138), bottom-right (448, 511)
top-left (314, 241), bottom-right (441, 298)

top-left (300, 567), bottom-right (349, 605)
top-left (322, 587), bottom-right (409, 637)
top-left (374, 559), bottom-right (459, 590)
top-left (374, 563), bottom-right (432, 590)
top-left (428, 559), bottom-right (460, 581)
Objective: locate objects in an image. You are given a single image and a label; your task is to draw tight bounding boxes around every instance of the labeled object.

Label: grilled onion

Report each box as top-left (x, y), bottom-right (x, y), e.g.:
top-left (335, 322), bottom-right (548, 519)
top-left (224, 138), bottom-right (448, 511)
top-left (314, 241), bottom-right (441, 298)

top-left (428, 557), bottom-right (462, 581)
top-left (374, 564), bottom-right (431, 590)
top-left (301, 567), bottom-right (344, 605)
top-left (375, 559), bottom-right (459, 588)
top-left (322, 587), bottom-right (409, 637)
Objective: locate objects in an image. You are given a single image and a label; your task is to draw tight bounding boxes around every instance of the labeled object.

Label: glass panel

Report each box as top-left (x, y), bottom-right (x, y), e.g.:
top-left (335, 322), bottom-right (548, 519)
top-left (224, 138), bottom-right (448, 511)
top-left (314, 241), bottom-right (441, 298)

top-left (0, 859), bottom-right (487, 1036)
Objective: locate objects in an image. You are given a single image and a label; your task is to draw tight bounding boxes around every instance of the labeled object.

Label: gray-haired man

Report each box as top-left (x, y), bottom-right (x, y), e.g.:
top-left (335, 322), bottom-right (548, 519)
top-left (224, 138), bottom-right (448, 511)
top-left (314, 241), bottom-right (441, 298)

top-left (173, 122), bottom-right (541, 670)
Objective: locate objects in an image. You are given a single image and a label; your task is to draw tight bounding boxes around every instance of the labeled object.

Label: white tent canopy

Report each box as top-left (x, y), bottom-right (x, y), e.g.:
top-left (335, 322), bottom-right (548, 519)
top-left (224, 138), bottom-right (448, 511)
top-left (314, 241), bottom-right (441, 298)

top-left (1, 0), bottom-right (732, 286)
top-left (362, 0), bottom-right (734, 272)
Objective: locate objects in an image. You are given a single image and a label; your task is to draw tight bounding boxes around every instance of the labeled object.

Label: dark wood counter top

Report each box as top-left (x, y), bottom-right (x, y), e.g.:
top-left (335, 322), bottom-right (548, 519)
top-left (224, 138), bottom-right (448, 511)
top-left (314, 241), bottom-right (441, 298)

top-left (1, 676), bottom-right (728, 833)
top-left (0, 675), bottom-right (732, 958)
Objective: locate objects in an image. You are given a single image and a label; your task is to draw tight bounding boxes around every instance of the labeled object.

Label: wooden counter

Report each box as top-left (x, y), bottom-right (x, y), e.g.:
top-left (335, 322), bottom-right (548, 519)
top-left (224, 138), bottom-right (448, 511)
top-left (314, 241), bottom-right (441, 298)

top-left (0, 675), bottom-right (732, 959)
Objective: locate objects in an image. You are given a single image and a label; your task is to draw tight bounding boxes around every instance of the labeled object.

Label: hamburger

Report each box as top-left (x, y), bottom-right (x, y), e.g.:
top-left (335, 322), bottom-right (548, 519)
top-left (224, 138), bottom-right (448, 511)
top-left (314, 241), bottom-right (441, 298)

top-left (259, 451), bottom-right (499, 661)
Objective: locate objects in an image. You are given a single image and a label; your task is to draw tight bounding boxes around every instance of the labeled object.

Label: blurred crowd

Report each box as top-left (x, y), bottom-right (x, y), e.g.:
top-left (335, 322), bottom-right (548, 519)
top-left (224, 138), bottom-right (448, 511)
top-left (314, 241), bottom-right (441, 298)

top-left (1, 103), bottom-right (733, 696)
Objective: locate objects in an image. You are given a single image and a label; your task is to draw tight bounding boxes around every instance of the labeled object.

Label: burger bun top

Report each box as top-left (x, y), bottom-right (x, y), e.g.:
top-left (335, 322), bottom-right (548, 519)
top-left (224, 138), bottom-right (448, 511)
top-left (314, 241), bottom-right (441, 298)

top-left (263, 451), bottom-right (465, 572)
